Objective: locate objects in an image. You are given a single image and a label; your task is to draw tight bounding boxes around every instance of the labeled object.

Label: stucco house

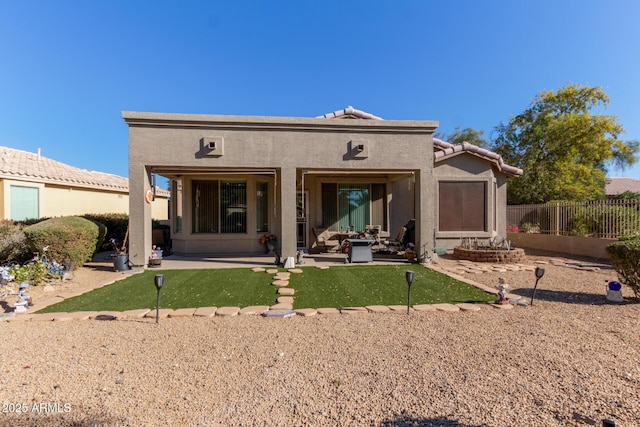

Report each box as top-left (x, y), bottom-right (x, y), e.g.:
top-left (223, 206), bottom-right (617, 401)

top-left (123, 107), bottom-right (522, 268)
top-left (0, 146), bottom-right (168, 221)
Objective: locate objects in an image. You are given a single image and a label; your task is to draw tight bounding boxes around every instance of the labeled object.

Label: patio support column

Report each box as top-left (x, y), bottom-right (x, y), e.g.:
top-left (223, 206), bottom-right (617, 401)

top-left (128, 163), bottom-right (152, 268)
top-left (415, 167), bottom-right (434, 260)
top-left (278, 166), bottom-right (297, 261)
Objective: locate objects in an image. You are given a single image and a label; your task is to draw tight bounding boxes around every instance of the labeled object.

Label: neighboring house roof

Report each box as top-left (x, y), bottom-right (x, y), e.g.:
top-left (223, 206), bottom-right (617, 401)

top-left (433, 138), bottom-right (523, 178)
top-left (605, 177), bottom-right (640, 196)
top-left (0, 146), bottom-right (169, 196)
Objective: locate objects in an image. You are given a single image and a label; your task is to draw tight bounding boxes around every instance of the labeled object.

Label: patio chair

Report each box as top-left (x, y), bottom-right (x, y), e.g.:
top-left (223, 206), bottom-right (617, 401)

top-left (381, 226), bottom-right (407, 253)
top-left (312, 227), bottom-right (340, 253)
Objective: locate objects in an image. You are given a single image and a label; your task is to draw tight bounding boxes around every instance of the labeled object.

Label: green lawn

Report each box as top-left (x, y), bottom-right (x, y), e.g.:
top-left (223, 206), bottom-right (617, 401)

top-left (36, 265), bottom-right (494, 313)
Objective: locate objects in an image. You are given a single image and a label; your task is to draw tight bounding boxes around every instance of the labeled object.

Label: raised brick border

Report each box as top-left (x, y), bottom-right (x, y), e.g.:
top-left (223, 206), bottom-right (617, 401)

top-left (453, 247), bottom-right (527, 263)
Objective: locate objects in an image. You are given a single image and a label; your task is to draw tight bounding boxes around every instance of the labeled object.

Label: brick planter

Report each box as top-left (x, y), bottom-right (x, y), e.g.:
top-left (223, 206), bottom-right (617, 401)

top-left (453, 247), bottom-right (527, 263)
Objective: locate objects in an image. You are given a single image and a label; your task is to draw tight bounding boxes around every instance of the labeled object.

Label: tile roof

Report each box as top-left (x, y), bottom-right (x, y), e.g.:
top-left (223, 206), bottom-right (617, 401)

top-left (316, 106), bottom-right (383, 120)
top-left (433, 138), bottom-right (523, 177)
top-left (0, 146), bottom-right (168, 196)
top-left (605, 177), bottom-right (640, 196)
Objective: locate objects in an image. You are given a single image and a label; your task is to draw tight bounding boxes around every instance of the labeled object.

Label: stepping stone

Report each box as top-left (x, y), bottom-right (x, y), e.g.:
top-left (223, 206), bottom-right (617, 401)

top-left (169, 308), bottom-right (196, 318)
top-left (413, 304), bottom-right (436, 312)
top-left (388, 305), bottom-right (412, 313)
top-left (490, 303), bottom-right (514, 310)
top-left (315, 266), bottom-right (330, 270)
top-left (117, 309), bottom-right (150, 319)
top-left (266, 269), bottom-right (279, 274)
top-left (263, 309), bottom-right (296, 318)
top-left (295, 308), bottom-right (317, 317)
top-left (270, 303), bottom-right (293, 310)
top-left (251, 267), bottom-right (266, 272)
top-left (53, 311), bottom-right (96, 321)
top-left (317, 307), bottom-right (340, 315)
top-left (340, 307), bottom-right (368, 314)
top-left (239, 305), bottom-right (270, 315)
top-left (288, 268), bottom-right (304, 273)
top-left (276, 296), bottom-right (294, 304)
top-left (216, 307), bottom-right (240, 317)
top-left (366, 305), bottom-right (391, 313)
top-left (456, 303), bottom-right (482, 312)
top-left (194, 307), bottom-right (217, 317)
top-left (144, 309), bottom-right (173, 319)
top-left (277, 288), bottom-right (295, 295)
top-left (91, 311), bottom-right (121, 321)
top-left (271, 280), bottom-right (289, 287)
top-left (432, 303), bottom-right (460, 312)
top-left (274, 274), bottom-right (291, 281)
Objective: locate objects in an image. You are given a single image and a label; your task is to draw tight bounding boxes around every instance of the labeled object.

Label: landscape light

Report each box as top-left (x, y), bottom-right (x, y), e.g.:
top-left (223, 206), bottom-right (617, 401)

top-left (154, 274), bottom-right (165, 324)
top-left (530, 267), bottom-right (545, 306)
top-left (405, 270), bottom-right (415, 315)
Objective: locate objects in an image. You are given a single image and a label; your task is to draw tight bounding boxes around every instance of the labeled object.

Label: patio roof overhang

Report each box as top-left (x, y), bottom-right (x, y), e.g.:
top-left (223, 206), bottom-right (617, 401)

top-left (150, 167), bottom-right (416, 181)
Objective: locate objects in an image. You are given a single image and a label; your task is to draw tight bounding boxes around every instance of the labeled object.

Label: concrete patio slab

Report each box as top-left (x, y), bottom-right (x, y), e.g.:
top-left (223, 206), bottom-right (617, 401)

top-left (169, 308), bottom-right (197, 318)
top-left (216, 307), bottom-right (240, 316)
top-left (239, 305), bottom-right (270, 315)
top-left (194, 307), bottom-right (217, 317)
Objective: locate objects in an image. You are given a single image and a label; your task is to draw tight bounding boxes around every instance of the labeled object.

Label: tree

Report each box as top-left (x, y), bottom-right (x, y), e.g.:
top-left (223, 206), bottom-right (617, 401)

top-left (493, 83), bottom-right (639, 204)
top-left (435, 126), bottom-right (491, 149)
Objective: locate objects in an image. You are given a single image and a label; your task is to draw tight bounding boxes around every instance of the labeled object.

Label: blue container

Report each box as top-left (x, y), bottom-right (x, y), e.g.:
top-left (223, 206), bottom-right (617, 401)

top-left (608, 281), bottom-right (622, 291)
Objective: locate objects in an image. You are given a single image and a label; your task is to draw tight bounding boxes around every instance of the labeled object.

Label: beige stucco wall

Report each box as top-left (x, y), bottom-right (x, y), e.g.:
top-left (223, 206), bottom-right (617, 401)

top-left (0, 178), bottom-right (168, 221)
top-left (507, 232), bottom-right (615, 260)
top-left (125, 112), bottom-right (438, 266)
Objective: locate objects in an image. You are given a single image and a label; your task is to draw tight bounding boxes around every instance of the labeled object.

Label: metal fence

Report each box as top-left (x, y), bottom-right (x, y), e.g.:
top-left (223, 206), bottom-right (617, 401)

top-left (506, 200), bottom-right (640, 239)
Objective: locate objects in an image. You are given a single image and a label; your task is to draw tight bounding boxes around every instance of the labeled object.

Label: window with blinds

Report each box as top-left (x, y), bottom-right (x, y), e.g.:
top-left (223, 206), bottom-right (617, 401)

top-left (193, 180), bottom-right (247, 233)
top-left (438, 181), bottom-right (486, 231)
top-left (322, 183), bottom-right (387, 232)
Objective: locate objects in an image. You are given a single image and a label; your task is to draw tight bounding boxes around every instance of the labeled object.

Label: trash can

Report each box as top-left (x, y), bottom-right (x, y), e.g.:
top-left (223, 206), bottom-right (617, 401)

top-left (113, 253), bottom-right (129, 271)
top-left (347, 239), bottom-right (374, 263)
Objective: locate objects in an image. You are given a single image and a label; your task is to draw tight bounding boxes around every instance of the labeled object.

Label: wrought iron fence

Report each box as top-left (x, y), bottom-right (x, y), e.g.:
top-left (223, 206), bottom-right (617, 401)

top-left (506, 200), bottom-right (640, 239)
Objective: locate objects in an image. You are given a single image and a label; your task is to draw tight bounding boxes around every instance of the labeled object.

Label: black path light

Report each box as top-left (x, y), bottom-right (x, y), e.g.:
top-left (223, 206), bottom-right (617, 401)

top-left (530, 266), bottom-right (545, 306)
top-left (154, 274), bottom-right (165, 323)
top-left (405, 270), bottom-right (415, 314)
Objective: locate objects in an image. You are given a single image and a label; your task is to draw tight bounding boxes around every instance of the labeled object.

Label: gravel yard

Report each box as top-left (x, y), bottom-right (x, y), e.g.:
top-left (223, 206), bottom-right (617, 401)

top-left (0, 252), bottom-right (639, 426)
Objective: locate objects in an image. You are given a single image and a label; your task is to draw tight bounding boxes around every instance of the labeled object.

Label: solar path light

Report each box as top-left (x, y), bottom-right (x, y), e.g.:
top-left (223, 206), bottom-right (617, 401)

top-left (530, 266), bottom-right (545, 306)
top-left (405, 270), bottom-right (415, 314)
top-left (154, 274), bottom-right (164, 324)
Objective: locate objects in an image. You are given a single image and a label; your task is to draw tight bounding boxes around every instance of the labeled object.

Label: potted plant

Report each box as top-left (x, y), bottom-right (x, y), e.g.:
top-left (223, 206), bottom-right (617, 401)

top-left (109, 238), bottom-right (129, 271)
top-left (259, 234), bottom-right (279, 253)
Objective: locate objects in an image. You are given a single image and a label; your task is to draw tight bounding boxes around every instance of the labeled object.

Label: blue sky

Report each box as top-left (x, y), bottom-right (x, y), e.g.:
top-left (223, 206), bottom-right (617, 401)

top-left (2, 1), bottom-right (639, 180)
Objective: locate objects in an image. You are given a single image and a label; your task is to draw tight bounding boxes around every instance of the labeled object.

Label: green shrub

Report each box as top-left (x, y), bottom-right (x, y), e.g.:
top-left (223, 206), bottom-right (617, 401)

top-left (0, 220), bottom-right (33, 264)
top-left (83, 213), bottom-right (128, 252)
top-left (23, 217), bottom-right (100, 269)
top-left (606, 237), bottom-right (640, 298)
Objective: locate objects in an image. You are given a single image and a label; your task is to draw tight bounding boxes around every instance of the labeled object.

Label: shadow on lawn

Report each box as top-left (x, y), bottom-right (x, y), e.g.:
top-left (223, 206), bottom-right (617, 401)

top-left (380, 416), bottom-right (484, 426)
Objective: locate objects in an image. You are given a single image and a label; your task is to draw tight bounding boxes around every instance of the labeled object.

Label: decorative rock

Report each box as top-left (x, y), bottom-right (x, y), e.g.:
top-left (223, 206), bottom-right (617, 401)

top-left (456, 303), bottom-right (482, 312)
top-left (91, 311), bottom-right (121, 321)
top-left (216, 307), bottom-right (240, 317)
top-left (412, 304), bottom-right (436, 312)
top-left (340, 307), bottom-right (368, 314)
top-left (288, 268), bottom-right (304, 273)
top-left (317, 307), bottom-right (340, 315)
top-left (277, 288), bottom-right (295, 295)
top-left (271, 280), bottom-right (289, 287)
top-left (117, 309), bottom-right (150, 319)
top-left (294, 308), bottom-right (317, 317)
top-left (194, 307), bottom-right (217, 317)
top-left (276, 296), bottom-right (294, 304)
top-left (270, 302), bottom-right (293, 310)
top-left (251, 267), bottom-right (266, 272)
top-left (365, 305), bottom-right (391, 313)
top-left (169, 308), bottom-right (197, 318)
top-left (432, 303), bottom-right (460, 312)
top-left (239, 305), bottom-right (270, 315)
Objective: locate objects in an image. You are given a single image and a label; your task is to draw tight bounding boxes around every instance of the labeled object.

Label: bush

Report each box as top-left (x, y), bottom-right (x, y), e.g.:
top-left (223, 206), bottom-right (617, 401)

top-left (0, 220), bottom-right (32, 264)
top-left (606, 237), bottom-right (640, 298)
top-left (83, 213), bottom-right (128, 252)
top-left (23, 217), bottom-right (101, 269)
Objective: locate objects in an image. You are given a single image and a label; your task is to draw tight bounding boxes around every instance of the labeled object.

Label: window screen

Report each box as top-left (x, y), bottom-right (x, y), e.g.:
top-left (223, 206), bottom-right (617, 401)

top-left (438, 182), bottom-right (486, 231)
